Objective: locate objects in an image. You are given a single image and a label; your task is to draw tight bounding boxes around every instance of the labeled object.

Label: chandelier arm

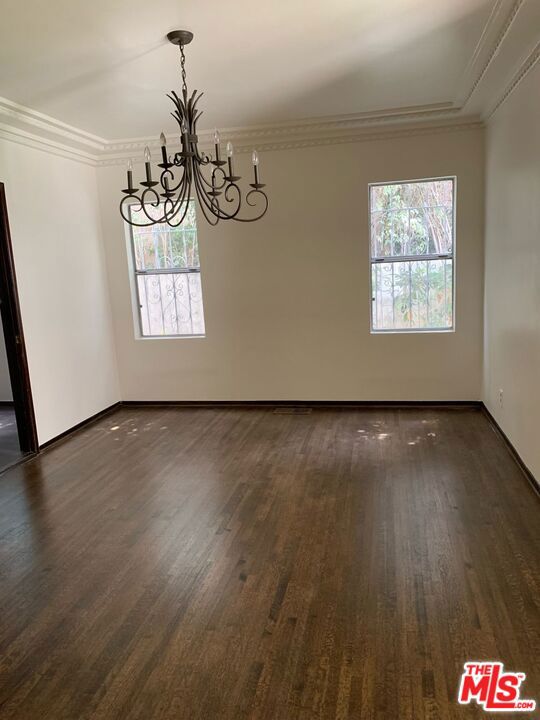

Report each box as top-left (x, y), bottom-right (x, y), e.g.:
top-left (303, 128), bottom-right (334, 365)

top-left (193, 185), bottom-right (221, 226)
top-left (223, 183), bottom-right (244, 219)
top-left (192, 169), bottom-right (222, 225)
top-left (161, 165), bottom-right (191, 225)
top-left (195, 161), bottom-right (227, 191)
top-left (231, 189), bottom-right (269, 223)
top-left (191, 131), bottom-right (211, 165)
top-left (212, 166), bottom-right (228, 189)
top-left (192, 157), bottom-right (244, 220)
top-left (193, 165), bottom-right (243, 222)
top-left (119, 196), bottom-right (140, 226)
top-left (193, 166), bottom-right (243, 221)
top-left (119, 202), bottom-right (164, 227)
top-left (161, 163), bottom-right (186, 195)
top-left (161, 196), bottom-right (175, 221)
top-left (172, 151), bottom-right (187, 169)
top-left (195, 165), bottom-right (214, 190)
top-left (161, 167), bottom-right (190, 224)
top-left (164, 173), bottom-right (192, 227)
top-left (172, 197), bottom-right (192, 226)
top-left (197, 152), bottom-right (212, 166)
top-left (192, 165), bottom-right (225, 220)
top-left (139, 188), bottom-right (167, 222)
top-left (120, 187), bottom-right (170, 227)
top-left (164, 196), bottom-right (191, 227)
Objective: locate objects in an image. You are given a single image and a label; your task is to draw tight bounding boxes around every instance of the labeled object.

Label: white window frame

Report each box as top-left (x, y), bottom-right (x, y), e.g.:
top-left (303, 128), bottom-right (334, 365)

top-left (125, 200), bottom-right (206, 340)
top-left (368, 176), bottom-right (457, 334)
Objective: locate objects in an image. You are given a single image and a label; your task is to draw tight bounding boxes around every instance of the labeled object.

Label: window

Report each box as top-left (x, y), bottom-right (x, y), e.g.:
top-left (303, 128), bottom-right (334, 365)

top-left (369, 178), bottom-right (455, 332)
top-left (128, 201), bottom-right (205, 337)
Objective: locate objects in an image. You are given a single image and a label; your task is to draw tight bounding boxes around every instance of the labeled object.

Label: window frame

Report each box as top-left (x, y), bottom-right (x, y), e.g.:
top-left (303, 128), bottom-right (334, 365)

top-left (125, 199), bottom-right (206, 340)
top-left (368, 175), bottom-right (457, 335)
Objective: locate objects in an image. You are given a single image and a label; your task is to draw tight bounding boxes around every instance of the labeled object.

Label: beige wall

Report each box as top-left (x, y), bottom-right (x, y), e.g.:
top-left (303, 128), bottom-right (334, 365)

top-left (483, 61), bottom-right (540, 480)
top-left (98, 126), bottom-right (485, 401)
top-left (0, 141), bottom-right (120, 444)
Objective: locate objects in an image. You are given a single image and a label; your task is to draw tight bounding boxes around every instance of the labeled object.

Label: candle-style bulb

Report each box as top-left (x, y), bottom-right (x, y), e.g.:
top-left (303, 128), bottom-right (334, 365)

top-left (181, 120), bottom-right (187, 135)
top-left (226, 141), bottom-right (234, 158)
top-left (144, 146), bottom-right (151, 162)
top-left (252, 150), bottom-right (259, 166)
top-left (126, 157), bottom-right (134, 193)
top-left (214, 129), bottom-right (221, 145)
top-left (160, 132), bottom-right (167, 146)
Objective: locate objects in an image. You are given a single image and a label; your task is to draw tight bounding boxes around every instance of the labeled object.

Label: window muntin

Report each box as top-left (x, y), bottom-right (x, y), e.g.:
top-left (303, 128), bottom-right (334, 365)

top-left (369, 178), bottom-right (455, 332)
top-left (128, 201), bottom-right (205, 337)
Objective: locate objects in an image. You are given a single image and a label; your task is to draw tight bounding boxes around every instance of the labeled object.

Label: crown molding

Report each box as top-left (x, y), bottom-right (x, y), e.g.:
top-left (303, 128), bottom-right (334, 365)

top-left (0, 0), bottom-right (529, 165)
top-left (0, 92), bottom-right (479, 166)
top-left (455, 0), bottom-right (524, 108)
top-left (96, 117), bottom-right (483, 167)
top-left (485, 39), bottom-right (540, 118)
top-left (0, 121), bottom-right (98, 166)
top-left (98, 104), bottom-right (465, 164)
top-left (0, 97), bottom-right (106, 152)
top-left (106, 100), bottom-right (459, 150)
top-left (0, 96), bottom-right (103, 165)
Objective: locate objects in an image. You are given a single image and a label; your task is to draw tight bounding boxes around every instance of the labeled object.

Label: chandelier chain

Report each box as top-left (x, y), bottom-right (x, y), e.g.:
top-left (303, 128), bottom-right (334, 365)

top-left (179, 44), bottom-right (187, 95)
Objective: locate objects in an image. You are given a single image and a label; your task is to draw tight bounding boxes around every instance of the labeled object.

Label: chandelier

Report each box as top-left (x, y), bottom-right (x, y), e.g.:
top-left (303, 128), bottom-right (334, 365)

top-left (120, 30), bottom-right (268, 228)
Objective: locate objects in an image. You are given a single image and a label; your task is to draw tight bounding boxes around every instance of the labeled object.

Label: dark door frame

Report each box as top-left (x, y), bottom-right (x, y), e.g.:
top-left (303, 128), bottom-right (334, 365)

top-left (0, 182), bottom-right (38, 454)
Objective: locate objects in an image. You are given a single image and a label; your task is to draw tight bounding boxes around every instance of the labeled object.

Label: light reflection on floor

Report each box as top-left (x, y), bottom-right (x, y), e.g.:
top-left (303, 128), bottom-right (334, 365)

top-left (354, 417), bottom-right (439, 447)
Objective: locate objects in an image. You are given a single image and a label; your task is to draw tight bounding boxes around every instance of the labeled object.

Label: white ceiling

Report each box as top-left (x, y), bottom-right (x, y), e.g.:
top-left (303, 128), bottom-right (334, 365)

top-left (0, 0), bottom-right (501, 140)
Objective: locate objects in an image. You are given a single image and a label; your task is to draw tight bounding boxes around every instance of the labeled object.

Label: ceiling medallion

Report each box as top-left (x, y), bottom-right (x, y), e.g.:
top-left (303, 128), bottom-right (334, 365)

top-left (121, 30), bottom-right (268, 227)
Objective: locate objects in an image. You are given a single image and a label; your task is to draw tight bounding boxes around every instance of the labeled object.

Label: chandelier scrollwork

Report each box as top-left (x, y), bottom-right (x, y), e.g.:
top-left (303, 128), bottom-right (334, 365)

top-left (120, 30), bottom-right (268, 228)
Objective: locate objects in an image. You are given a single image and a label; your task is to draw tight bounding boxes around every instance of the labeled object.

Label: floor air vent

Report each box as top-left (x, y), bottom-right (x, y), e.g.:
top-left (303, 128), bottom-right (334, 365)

top-left (273, 407), bottom-right (313, 415)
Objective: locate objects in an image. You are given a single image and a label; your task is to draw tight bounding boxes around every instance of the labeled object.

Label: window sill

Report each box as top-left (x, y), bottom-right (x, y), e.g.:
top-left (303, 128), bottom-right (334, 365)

top-left (135, 334), bottom-right (206, 341)
top-left (371, 327), bottom-right (455, 335)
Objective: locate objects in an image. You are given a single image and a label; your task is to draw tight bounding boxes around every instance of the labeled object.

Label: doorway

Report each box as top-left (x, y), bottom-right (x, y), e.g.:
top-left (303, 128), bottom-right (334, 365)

top-left (0, 182), bottom-right (38, 470)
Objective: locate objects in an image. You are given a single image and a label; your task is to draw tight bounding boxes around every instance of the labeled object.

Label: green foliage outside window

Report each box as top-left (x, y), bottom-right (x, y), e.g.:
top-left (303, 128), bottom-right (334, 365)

top-left (370, 180), bottom-right (454, 331)
top-left (130, 201), bottom-right (199, 271)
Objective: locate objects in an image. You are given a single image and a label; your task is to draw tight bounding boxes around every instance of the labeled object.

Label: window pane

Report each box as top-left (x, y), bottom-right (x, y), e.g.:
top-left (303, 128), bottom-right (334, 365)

top-left (371, 259), bottom-right (453, 331)
top-left (127, 201), bottom-right (206, 337)
top-left (370, 178), bottom-right (454, 332)
top-left (409, 208), bottom-right (428, 255)
top-left (370, 179), bottom-right (453, 258)
top-left (130, 201), bottom-right (199, 271)
top-left (137, 272), bottom-right (205, 337)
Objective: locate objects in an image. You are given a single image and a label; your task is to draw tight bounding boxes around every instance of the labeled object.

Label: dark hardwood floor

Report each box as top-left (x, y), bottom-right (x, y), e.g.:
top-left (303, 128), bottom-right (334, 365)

top-left (0, 406), bottom-right (538, 719)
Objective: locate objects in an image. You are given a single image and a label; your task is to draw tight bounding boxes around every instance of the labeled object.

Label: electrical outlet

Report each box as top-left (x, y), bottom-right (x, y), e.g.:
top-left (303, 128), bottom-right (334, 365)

top-left (499, 389), bottom-right (504, 407)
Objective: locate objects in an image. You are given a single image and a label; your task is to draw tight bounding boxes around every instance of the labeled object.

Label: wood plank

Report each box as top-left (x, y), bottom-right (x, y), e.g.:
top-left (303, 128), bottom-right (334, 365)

top-left (0, 407), bottom-right (538, 719)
